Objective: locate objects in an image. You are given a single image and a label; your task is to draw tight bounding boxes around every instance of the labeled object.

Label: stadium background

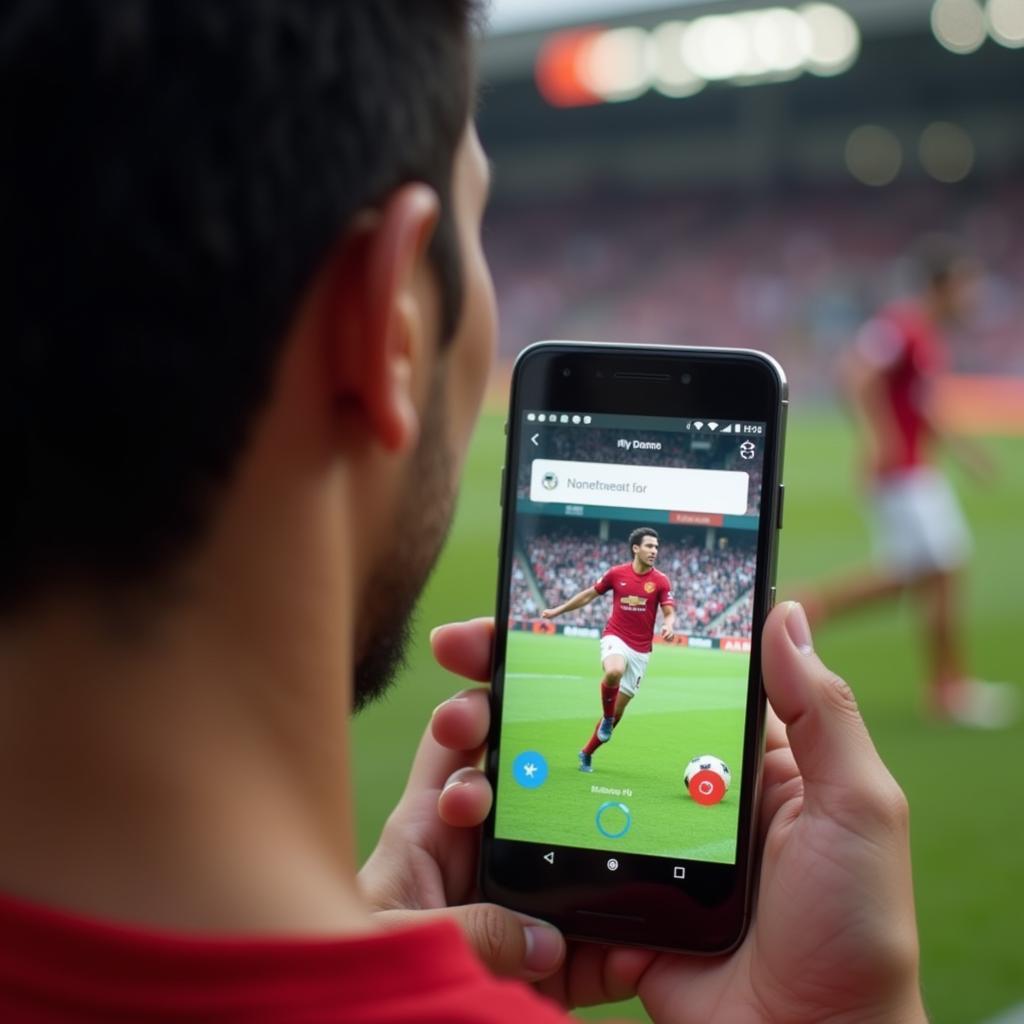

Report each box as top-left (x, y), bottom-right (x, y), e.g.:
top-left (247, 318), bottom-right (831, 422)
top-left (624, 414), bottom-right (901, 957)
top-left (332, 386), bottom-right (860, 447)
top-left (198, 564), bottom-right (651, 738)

top-left (354, 2), bottom-right (1024, 1021)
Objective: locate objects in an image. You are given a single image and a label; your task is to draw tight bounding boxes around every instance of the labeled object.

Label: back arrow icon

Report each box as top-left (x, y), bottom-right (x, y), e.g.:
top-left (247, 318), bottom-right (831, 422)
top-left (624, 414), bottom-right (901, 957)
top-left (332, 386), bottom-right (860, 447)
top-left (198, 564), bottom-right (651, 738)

top-left (531, 433), bottom-right (540, 446)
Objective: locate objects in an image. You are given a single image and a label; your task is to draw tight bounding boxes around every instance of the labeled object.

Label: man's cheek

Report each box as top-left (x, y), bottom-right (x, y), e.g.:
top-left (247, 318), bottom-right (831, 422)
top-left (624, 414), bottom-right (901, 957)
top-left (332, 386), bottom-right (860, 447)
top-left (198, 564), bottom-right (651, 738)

top-left (448, 257), bottom-right (496, 455)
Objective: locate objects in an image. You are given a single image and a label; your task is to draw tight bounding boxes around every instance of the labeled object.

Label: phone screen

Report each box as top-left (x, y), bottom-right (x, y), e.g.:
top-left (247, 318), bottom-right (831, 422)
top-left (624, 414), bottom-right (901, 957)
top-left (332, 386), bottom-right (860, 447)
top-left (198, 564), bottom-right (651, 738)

top-left (494, 408), bottom-right (767, 870)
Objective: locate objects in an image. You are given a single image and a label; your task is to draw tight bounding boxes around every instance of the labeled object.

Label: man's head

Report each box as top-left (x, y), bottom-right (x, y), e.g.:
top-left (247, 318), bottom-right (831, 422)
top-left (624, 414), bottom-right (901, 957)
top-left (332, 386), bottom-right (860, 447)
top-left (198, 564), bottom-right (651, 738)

top-left (912, 233), bottom-right (978, 324)
top-left (629, 528), bottom-right (659, 567)
top-left (0, 2), bottom-right (494, 706)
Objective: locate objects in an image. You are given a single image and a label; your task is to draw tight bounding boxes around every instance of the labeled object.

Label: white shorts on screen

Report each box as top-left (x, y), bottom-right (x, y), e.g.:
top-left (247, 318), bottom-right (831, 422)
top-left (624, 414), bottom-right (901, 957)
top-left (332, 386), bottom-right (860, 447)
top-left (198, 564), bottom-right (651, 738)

top-left (599, 634), bottom-right (649, 697)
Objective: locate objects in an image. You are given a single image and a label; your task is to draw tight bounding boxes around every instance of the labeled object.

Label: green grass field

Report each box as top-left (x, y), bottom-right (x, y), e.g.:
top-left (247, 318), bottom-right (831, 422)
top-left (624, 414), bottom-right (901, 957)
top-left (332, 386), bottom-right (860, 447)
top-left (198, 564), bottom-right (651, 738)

top-left (353, 405), bottom-right (1024, 1024)
top-left (496, 633), bottom-right (747, 862)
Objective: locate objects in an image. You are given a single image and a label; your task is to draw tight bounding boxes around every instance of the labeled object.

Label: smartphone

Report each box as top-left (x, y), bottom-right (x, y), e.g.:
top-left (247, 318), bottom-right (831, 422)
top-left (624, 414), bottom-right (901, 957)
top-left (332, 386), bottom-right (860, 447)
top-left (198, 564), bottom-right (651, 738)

top-left (480, 341), bottom-right (787, 954)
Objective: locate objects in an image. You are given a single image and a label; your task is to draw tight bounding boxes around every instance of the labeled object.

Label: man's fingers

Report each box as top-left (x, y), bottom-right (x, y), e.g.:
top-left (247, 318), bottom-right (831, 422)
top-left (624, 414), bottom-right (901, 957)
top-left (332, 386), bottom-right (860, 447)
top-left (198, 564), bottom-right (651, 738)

top-left (758, 744), bottom-right (802, 842)
top-left (431, 687), bottom-right (490, 752)
top-left (437, 766), bottom-right (492, 827)
top-left (377, 905), bottom-right (565, 981)
top-left (764, 703), bottom-right (787, 752)
top-left (398, 690), bottom-right (487, 803)
top-left (430, 617), bottom-right (495, 682)
top-left (761, 602), bottom-right (901, 816)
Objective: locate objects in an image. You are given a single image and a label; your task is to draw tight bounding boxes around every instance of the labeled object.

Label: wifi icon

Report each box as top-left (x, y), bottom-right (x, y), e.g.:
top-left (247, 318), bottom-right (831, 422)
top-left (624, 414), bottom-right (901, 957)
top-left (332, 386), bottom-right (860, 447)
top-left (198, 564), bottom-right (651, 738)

top-left (693, 421), bottom-right (704, 430)
top-left (708, 421), bottom-right (719, 431)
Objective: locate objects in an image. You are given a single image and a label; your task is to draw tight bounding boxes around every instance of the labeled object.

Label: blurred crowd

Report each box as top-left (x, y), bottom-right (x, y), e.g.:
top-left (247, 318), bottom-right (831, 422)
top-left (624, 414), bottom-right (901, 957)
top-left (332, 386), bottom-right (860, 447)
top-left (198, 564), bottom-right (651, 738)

top-left (511, 530), bottom-right (756, 638)
top-left (487, 183), bottom-right (1024, 393)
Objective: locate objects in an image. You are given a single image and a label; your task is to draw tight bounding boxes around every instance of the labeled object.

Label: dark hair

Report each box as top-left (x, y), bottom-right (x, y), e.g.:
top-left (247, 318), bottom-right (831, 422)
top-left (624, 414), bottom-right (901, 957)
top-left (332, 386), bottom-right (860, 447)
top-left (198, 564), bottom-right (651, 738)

top-left (629, 527), bottom-right (659, 553)
top-left (911, 233), bottom-right (972, 290)
top-left (0, 1), bottom-right (478, 609)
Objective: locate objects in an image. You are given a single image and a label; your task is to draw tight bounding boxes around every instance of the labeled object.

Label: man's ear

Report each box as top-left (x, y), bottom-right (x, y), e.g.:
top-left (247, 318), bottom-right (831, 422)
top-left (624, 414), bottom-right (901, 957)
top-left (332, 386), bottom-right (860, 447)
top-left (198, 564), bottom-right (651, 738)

top-left (329, 183), bottom-right (442, 453)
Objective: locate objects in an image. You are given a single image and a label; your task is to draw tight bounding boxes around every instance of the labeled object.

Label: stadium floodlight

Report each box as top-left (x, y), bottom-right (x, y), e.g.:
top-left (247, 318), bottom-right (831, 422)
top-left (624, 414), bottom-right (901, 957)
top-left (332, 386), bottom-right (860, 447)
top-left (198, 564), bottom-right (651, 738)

top-left (534, 3), bottom-right (861, 108)
top-left (845, 125), bottom-right (903, 187)
top-left (649, 21), bottom-right (706, 99)
top-left (682, 15), bottom-right (750, 81)
top-left (919, 122), bottom-right (975, 183)
top-left (800, 2), bottom-right (861, 76)
top-left (534, 28), bottom-right (604, 107)
top-left (931, 0), bottom-right (987, 54)
top-left (577, 26), bottom-right (652, 103)
top-left (987, 0), bottom-right (1024, 47)
top-left (745, 8), bottom-right (812, 78)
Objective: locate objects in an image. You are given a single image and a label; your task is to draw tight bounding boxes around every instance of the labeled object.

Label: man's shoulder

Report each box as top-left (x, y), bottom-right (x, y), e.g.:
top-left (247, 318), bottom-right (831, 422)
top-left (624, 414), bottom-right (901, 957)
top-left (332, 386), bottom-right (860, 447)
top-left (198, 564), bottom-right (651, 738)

top-left (0, 897), bottom-right (570, 1024)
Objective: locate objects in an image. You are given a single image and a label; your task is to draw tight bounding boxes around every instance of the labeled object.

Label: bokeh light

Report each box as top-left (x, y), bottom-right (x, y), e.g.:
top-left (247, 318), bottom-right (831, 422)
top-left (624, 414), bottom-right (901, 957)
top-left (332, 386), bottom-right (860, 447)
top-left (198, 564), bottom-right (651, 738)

top-left (800, 2), bottom-right (861, 75)
top-left (845, 124), bottom-right (903, 186)
top-left (649, 21), bottom-right (706, 99)
top-left (931, 0), bottom-right (987, 54)
top-left (986, 0), bottom-right (1024, 47)
top-left (578, 26), bottom-right (652, 102)
top-left (919, 121), bottom-right (975, 182)
top-left (682, 15), bottom-right (750, 81)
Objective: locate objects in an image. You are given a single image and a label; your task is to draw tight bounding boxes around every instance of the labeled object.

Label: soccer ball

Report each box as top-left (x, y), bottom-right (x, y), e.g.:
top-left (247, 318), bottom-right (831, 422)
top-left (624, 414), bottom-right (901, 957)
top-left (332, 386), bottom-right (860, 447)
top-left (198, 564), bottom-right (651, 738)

top-left (684, 754), bottom-right (731, 806)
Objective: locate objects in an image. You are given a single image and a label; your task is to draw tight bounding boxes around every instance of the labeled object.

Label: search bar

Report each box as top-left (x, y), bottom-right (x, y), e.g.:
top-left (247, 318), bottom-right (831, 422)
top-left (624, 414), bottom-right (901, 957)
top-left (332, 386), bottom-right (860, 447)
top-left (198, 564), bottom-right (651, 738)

top-left (529, 459), bottom-right (749, 515)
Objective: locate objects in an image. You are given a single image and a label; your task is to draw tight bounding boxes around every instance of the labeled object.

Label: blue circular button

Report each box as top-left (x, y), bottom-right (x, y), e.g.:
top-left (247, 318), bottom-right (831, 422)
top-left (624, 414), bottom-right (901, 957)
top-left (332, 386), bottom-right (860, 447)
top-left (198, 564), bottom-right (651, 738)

top-left (512, 750), bottom-right (549, 789)
top-left (595, 801), bottom-right (632, 839)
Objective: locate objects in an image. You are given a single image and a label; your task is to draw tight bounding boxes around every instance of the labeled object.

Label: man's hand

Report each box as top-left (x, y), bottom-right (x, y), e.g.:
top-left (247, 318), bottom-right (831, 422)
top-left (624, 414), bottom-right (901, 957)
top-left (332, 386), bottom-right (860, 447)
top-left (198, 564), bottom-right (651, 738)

top-left (659, 621), bottom-right (675, 642)
top-left (540, 607), bottom-right (558, 619)
top-left (356, 640), bottom-right (566, 982)
top-left (429, 607), bottom-right (926, 1023)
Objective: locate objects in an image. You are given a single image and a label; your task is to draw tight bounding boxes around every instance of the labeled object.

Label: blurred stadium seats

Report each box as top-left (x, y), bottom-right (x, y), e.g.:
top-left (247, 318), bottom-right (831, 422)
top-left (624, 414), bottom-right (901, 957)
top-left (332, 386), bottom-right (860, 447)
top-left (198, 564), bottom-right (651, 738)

top-left (486, 183), bottom-right (1024, 392)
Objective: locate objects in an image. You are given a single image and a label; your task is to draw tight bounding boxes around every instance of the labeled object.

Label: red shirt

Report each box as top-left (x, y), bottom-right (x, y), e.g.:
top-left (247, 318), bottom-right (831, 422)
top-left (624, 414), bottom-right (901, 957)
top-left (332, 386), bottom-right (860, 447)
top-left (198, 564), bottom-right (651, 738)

top-left (0, 891), bottom-right (570, 1023)
top-left (593, 562), bottom-right (674, 654)
top-left (855, 302), bottom-right (947, 477)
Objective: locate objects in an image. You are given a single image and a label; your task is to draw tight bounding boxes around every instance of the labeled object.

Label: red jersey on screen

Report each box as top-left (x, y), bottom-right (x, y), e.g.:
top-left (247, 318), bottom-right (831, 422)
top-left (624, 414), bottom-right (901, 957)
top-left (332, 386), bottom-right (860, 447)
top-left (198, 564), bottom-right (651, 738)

top-left (855, 302), bottom-right (948, 478)
top-left (0, 890), bottom-right (570, 1023)
top-left (593, 562), bottom-right (674, 654)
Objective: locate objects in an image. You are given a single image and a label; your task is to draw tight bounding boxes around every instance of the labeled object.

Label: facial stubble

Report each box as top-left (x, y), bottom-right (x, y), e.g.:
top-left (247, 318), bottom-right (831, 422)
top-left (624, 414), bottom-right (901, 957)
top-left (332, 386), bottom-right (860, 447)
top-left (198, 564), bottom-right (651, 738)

top-left (352, 376), bottom-right (455, 713)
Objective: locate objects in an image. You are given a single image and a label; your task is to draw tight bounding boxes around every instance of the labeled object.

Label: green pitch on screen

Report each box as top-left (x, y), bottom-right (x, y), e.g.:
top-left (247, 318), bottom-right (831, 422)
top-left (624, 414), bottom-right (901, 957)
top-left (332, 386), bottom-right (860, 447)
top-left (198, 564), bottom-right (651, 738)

top-left (495, 632), bottom-right (747, 863)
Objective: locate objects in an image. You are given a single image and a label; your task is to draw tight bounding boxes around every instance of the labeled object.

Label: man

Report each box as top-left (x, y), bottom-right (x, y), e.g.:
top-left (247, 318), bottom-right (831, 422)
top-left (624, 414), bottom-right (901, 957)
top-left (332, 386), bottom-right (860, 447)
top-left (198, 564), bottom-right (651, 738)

top-left (800, 237), bottom-right (1015, 727)
top-left (540, 528), bottom-right (676, 772)
top-left (0, 2), bottom-right (926, 1021)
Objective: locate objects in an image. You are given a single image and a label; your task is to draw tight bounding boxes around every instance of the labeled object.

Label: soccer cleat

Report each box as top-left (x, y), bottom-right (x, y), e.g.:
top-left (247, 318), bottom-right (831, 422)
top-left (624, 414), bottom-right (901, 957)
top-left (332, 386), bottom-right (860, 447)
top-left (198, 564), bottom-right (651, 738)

top-left (597, 716), bottom-right (615, 743)
top-left (938, 679), bottom-right (1020, 729)
top-left (578, 751), bottom-right (593, 773)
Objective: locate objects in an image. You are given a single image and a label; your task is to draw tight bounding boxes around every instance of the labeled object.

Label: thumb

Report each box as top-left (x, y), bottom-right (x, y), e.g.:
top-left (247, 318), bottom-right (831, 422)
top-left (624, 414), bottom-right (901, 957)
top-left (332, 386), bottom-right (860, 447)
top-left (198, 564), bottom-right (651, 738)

top-left (761, 601), bottom-right (899, 816)
top-left (375, 904), bottom-right (565, 981)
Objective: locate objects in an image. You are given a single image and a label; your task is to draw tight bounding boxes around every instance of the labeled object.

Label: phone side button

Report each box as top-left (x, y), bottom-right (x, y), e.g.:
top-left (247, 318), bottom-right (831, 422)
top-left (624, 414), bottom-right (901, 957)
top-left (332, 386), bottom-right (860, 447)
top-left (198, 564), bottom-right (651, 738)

top-left (776, 483), bottom-right (784, 530)
top-left (769, 586), bottom-right (777, 610)
top-left (499, 466), bottom-right (505, 507)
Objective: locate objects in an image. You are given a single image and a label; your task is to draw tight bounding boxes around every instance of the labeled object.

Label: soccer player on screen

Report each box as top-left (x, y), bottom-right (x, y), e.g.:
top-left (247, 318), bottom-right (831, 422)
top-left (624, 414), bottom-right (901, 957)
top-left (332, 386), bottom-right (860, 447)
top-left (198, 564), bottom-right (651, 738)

top-left (541, 527), bottom-right (676, 772)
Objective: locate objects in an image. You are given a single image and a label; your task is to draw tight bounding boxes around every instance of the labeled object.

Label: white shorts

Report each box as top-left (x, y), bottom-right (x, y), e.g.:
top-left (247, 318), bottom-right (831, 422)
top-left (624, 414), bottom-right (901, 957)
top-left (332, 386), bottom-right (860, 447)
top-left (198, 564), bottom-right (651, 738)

top-left (870, 466), bottom-right (972, 581)
top-left (600, 634), bottom-right (649, 697)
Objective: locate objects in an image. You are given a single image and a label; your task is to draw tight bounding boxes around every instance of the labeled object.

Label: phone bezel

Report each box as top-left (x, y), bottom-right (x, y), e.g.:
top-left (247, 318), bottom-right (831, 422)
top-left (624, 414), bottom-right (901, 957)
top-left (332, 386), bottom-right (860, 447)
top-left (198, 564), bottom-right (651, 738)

top-left (481, 341), bottom-right (788, 955)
